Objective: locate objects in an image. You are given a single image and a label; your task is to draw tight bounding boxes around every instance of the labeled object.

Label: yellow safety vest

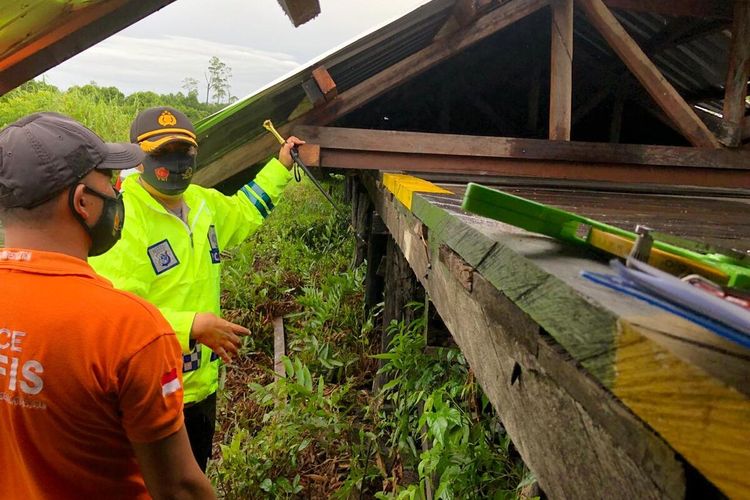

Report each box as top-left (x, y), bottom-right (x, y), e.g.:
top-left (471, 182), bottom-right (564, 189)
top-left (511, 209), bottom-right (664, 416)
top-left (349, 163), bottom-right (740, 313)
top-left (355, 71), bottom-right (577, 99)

top-left (91, 159), bottom-right (292, 404)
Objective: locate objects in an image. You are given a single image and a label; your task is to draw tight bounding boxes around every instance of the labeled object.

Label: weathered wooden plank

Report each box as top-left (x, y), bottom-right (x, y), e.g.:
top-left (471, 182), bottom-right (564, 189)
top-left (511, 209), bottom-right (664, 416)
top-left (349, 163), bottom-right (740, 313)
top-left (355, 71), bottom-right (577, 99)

top-left (294, 126), bottom-right (750, 170)
top-left (578, 0), bottom-right (721, 148)
top-left (478, 186), bottom-right (750, 251)
top-left (721, 0), bottom-right (750, 147)
top-left (549, 0), bottom-right (573, 141)
top-left (273, 316), bottom-right (286, 378)
top-left (363, 174), bottom-right (687, 498)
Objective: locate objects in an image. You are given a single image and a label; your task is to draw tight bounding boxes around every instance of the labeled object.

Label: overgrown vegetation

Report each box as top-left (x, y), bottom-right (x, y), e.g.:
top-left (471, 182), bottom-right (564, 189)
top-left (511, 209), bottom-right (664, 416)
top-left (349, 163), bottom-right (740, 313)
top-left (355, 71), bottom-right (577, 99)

top-left (212, 180), bottom-right (532, 498)
top-left (0, 80), bottom-right (224, 139)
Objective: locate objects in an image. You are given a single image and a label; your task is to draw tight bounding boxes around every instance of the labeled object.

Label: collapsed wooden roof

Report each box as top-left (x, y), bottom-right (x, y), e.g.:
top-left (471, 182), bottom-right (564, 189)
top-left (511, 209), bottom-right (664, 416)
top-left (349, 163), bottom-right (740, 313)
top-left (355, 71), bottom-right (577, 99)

top-left (0, 0), bottom-right (177, 95)
top-left (191, 0), bottom-right (749, 193)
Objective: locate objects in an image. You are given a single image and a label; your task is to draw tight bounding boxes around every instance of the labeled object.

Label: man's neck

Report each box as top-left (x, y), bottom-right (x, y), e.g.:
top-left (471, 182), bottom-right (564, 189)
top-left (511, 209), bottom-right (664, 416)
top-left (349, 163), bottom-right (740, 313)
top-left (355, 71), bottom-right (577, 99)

top-left (138, 176), bottom-right (184, 211)
top-left (3, 226), bottom-right (89, 261)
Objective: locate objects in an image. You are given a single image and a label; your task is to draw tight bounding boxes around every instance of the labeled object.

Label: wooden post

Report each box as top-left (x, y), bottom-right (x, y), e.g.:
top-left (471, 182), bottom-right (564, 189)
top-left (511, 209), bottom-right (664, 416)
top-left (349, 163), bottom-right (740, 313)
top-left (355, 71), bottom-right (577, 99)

top-left (273, 317), bottom-right (286, 379)
top-left (364, 214), bottom-right (388, 313)
top-left (549, 0), bottom-right (574, 140)
top-left (351, 179), bottom-right (371, 268)
top-left (721, 0), bottom-right (750, 147)
top-left (527, 60), bottom-right (543, 135)
top-left (373, 236), bottom-right (425, 391)
top-left (578, 0), bottom-right (722, 148)
top-left (609, 87), bottom-right (625, 143)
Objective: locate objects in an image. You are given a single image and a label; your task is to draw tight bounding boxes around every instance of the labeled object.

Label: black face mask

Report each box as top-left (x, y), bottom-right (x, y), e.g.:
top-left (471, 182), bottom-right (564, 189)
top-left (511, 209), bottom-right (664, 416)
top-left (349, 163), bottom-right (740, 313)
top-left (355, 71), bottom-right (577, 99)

top-left (68, 184), bottom-right (125, 257)
top-left (141, 152), bottom-right (195, 196)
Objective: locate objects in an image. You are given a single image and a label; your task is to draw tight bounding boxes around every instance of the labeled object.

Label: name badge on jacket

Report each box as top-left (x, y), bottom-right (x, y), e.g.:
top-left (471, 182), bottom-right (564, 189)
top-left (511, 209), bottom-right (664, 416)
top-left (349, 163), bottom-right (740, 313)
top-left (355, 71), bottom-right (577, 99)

top-left (208, 225), bottom-right (221, 264)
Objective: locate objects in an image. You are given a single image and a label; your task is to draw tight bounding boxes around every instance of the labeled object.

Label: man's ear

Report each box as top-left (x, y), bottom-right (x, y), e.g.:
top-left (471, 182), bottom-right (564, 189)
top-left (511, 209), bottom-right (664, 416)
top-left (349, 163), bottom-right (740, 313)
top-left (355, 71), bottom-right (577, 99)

top-left (70, 184), bottom-right (93, 222)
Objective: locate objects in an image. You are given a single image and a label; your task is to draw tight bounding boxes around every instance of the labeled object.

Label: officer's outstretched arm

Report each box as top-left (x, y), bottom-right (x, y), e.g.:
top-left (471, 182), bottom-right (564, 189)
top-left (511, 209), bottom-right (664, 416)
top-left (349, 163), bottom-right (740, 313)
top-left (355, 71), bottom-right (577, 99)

top-left (132, 426), bottom-right (216, 499)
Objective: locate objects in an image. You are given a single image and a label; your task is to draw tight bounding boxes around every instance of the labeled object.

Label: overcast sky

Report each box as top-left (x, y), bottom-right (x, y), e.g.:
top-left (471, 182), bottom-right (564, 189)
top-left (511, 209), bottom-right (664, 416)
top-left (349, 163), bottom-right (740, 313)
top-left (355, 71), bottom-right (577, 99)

top-left (41, 0), bottom-right (429, 99)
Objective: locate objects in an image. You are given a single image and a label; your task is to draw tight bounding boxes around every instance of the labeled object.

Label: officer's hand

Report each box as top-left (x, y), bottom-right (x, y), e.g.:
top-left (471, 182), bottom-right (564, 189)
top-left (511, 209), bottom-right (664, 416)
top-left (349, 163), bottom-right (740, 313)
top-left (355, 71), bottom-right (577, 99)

top-left (191, 312), bottom-right (250, 364)
top-left (278, 136), bottom-right (306, 169)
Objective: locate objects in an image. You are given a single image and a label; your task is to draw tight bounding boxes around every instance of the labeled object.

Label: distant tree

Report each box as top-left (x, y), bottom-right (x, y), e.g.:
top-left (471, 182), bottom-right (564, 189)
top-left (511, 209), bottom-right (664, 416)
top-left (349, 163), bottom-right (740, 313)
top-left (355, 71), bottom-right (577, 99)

top-left (181, 77), bottom-right (200, 99)
top-left (205, 56), bottom-right (232, 104)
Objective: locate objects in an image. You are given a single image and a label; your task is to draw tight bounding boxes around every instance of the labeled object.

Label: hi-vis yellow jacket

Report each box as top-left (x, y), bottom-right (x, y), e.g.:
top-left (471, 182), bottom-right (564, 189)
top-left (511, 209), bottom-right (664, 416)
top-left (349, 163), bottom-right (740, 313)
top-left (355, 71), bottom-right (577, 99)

top-left (90, 159), bottom-right (292, 404)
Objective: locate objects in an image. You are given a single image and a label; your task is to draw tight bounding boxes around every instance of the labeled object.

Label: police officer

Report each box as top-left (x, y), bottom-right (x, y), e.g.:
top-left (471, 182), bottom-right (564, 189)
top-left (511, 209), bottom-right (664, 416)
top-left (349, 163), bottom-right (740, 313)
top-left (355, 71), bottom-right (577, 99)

top-left (90, 106), bottom-right (304, 470)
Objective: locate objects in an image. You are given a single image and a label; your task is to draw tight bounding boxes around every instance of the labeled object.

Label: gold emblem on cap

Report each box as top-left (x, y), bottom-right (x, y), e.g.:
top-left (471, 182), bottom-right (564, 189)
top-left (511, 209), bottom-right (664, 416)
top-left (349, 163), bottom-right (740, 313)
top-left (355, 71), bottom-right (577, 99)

top-left (157, 110), bottom-right (177, 127)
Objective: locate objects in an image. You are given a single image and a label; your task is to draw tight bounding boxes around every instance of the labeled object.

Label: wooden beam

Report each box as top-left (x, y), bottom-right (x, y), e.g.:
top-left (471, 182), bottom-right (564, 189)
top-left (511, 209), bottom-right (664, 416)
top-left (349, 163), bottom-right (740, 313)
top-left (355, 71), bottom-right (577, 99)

top-left (549, 0), bottom-right (574, 140)
top-left (276, 0), bottom-right (321, 27)
top-left (721, 0), bottom-right (750, 147)
top-left (293, 126), bottom-right (750, 189)
top-left (602, 0), bottom-right (732, 19)
top-left (311, 65), bottom-right (338, 101)
top-left (194, 0), bottom-right (549, 187)
top-left (578, 0), bottom-right (722, 148)
top-left (301, 79), bottom-right (326, 107)
top-left (294, 126), bottom-right (750, 170)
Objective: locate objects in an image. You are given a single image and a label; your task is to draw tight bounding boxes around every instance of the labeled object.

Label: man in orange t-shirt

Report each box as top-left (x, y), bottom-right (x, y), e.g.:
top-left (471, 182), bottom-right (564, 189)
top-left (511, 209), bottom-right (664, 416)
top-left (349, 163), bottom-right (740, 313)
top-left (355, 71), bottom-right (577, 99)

top-left (0, 113), bottom-right (214, 499)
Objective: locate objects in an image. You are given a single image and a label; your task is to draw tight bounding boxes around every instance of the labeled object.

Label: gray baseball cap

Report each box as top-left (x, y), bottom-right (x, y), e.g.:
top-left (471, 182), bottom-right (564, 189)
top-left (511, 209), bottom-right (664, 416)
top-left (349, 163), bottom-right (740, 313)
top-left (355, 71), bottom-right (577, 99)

top-left (0, 112), bottom-right (145, 209)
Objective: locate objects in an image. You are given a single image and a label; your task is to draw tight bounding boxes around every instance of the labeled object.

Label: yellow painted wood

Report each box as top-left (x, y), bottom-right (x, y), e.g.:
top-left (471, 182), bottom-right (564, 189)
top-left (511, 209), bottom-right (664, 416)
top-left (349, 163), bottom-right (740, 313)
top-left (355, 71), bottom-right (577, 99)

top-left (588, 228), bottom-right (730, 284)
top-left (382, 173), bottom-right (452, 210)
top-left (613, 320), bottom-right (750, 498)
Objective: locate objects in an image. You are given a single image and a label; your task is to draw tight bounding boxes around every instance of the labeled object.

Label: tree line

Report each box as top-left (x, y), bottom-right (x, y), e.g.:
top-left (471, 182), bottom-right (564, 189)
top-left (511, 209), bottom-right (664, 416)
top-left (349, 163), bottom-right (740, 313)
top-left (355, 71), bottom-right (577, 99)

top-left (0, 56), bottom-right (234, 141)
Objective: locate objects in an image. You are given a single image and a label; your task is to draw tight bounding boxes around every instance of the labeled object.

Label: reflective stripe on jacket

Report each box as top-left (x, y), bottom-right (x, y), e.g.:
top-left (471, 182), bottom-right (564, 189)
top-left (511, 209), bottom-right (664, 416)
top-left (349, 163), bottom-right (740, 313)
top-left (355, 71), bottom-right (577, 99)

top-left (90, 158), bottom-right (292, 404)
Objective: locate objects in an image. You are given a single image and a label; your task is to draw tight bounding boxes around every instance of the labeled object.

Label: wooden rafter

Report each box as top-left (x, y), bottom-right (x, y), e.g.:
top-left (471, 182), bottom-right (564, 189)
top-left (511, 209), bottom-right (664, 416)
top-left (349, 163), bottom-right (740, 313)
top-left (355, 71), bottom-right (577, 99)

top-left (194, 0), bottom-right (549, 187)
top-left (292, 126), bottom-right (750, 189)
top-left (578, 0), bottom-right (721, 148)
top-left (721, 0), bottom-right (750, 147)
top-left (549, 0), bottom-right (573, 140)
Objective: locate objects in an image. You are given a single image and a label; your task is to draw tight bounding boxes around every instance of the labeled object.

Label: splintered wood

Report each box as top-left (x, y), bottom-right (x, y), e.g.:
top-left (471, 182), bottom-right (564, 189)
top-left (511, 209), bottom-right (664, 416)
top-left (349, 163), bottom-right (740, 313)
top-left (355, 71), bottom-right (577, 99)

top-left (277, 0), bottom-right (320, 27)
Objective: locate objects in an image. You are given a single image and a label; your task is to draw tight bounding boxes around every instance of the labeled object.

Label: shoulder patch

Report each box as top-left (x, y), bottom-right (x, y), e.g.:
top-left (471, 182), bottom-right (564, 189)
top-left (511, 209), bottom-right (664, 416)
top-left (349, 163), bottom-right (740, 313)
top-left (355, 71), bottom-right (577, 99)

top-left (147, 239), bottom-right (180, 275)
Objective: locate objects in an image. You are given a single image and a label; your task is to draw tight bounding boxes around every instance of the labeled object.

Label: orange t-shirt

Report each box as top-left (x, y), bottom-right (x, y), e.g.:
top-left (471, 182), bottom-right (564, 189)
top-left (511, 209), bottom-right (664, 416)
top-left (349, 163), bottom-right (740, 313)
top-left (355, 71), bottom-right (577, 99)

top-left (0, 249), bottom-right (185, 499)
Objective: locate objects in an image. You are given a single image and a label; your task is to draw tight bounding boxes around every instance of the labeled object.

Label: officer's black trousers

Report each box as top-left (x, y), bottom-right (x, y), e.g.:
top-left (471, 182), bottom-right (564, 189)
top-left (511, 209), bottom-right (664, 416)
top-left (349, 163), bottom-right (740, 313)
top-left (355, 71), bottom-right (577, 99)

top-left (183, 391), bottom-right (217, 472)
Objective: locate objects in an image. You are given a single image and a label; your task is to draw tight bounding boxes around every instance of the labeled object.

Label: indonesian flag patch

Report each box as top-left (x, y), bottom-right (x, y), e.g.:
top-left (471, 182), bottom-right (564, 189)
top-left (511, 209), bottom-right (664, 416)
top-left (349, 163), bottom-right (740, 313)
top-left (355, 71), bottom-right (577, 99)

top-left (161, 368), bottom-right (181, 397)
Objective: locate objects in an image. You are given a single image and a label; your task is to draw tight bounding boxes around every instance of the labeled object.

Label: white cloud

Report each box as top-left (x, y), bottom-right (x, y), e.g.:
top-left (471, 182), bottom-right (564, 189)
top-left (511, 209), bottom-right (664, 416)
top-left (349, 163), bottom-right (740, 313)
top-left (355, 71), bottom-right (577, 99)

top-left (43, 35), bottom-right (300, 97)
